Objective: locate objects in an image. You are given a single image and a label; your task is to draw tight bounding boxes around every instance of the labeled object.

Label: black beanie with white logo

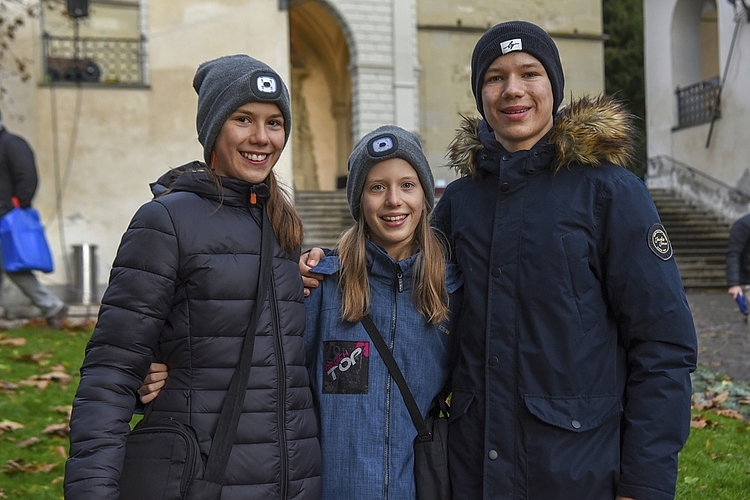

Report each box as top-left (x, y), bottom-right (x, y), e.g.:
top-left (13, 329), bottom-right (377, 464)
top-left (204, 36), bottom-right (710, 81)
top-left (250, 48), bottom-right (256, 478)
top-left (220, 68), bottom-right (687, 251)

top-left (193, 54), bottom-right (292, 165)
top-left (471, 21), bottom-right (565, 119)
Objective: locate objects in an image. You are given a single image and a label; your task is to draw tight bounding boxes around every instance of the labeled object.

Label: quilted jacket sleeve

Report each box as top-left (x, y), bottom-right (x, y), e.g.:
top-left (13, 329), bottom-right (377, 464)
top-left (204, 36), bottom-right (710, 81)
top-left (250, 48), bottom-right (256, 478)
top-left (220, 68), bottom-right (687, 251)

top-left (599, 173), bottom-right (697, 500)
top-left (64, 200), bottom-right (179, 499)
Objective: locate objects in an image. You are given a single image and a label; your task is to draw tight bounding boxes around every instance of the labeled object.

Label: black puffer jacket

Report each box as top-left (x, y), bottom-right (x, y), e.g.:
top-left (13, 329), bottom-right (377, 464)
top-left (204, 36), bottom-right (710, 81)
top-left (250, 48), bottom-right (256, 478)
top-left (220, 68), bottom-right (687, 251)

top-left (65, 164), bottom-right (321, 499)
top-left (0, 127), bottom-right (38, 217)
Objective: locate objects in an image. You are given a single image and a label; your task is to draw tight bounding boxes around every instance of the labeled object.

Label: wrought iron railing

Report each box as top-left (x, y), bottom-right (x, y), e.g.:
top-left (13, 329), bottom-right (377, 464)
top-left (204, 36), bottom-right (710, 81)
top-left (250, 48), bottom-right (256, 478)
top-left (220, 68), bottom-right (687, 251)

top-left (675, 78), bottom-right (720, 128)
top-left (42, 33), bottom-right (146, 86)
top-left (647, 155), bottom-right (750, 221)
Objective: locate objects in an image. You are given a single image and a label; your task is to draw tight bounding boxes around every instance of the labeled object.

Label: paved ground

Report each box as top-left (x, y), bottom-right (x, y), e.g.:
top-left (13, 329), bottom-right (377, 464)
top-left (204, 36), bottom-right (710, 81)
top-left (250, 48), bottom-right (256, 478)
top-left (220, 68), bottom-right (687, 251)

top-left (687, 290), bottom-right (750, 383)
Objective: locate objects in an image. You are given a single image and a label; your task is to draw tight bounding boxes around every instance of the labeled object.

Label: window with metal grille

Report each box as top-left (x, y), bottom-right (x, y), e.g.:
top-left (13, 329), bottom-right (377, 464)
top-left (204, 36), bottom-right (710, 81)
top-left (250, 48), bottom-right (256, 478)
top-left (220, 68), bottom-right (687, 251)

top-left (41, 0), bottom-right (146, 86)
top-left (675, 77), bottom-right (720, 128)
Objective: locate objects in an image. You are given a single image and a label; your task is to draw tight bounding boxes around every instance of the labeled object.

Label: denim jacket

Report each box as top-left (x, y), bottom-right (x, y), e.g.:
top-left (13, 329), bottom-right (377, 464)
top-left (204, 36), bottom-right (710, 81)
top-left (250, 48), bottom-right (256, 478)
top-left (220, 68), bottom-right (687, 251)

top-left (305, 240), bottom-right (462, 500)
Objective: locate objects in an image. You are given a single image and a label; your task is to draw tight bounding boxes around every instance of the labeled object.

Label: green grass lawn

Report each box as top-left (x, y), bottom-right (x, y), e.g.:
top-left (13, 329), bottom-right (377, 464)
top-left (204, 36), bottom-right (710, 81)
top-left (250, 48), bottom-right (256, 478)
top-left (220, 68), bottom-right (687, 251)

top-left (0, 323), bottom-right (748, 498)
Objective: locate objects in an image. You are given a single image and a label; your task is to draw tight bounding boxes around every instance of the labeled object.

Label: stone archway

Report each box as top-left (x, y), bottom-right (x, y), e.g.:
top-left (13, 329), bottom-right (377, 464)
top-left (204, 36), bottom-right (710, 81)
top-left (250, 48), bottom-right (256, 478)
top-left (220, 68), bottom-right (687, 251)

top-left (289, 1), bottom-right (352, 191)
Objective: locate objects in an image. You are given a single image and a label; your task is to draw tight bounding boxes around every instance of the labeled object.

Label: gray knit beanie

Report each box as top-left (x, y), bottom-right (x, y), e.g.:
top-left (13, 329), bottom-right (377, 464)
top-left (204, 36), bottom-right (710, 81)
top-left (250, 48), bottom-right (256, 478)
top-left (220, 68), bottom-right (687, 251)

top-left (471, 21), bottom-right (565, 119)
top-left (346, 125), bottom-right (434, 221)
top-left (193, 54), bottom-right (292, 165)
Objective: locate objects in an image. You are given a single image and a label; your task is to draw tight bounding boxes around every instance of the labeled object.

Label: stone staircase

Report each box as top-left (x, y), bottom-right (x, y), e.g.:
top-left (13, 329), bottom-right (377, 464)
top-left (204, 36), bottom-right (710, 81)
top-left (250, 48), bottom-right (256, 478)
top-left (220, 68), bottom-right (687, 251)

top-left (295, 190), bottom-right (353, 250)
top-left (649, 188), bottom-right (731, 289)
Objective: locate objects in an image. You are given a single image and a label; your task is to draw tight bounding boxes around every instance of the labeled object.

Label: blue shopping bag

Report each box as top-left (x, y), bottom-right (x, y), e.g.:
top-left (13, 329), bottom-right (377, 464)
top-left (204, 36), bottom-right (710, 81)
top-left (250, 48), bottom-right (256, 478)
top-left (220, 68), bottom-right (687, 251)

top-left (0, 201), bottom-right (54, 273)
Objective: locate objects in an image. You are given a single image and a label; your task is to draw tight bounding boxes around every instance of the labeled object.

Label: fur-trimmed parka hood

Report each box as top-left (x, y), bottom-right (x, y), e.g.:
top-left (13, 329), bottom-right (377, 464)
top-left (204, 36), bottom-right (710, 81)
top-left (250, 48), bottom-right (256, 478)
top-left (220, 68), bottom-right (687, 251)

top-left (446, 95), bottom-right (637, 177)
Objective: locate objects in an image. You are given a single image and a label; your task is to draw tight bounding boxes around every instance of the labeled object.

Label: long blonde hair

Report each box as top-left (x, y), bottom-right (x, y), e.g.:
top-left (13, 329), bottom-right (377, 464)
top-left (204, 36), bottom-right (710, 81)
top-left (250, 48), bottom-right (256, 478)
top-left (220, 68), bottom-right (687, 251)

top-left (338, 203), bottom-right (449, 324)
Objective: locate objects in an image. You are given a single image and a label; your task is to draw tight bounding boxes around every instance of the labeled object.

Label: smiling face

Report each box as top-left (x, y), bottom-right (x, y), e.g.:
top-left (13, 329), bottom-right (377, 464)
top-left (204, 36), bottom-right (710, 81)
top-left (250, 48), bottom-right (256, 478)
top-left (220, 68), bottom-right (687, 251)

top-left (212, 101), bottom-right (285, 184)
top-left (481, 51), bottom-right (554, 152)
top-left (361, 158), bottom-right (424, 261)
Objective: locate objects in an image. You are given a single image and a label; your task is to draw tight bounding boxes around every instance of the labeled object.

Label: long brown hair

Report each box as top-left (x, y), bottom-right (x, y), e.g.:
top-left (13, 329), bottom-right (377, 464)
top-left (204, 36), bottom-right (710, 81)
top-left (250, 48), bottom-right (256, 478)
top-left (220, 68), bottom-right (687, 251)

top-left (338, 203), bottom-right (449, 324)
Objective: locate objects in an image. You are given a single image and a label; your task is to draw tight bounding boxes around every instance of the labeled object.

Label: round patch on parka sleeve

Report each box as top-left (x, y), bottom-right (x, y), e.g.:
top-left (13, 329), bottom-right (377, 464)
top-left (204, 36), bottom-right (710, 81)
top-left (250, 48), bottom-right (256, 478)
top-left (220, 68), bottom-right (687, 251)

top-left (647, 223), bottom-right (673, 261)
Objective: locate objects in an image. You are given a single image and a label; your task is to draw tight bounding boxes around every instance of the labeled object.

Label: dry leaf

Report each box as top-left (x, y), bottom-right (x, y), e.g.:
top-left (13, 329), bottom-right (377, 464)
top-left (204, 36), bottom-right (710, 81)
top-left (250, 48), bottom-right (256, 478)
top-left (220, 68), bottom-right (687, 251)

top-left (53, 446), bottom-right (68, 458)
top-left (715, 409), bottom-right (746, 421)
top-left (42, 423), bottom-right (69, 437)
top-left (714, 391), bottom-right (730, 404)
top-left (0, 420), bottom-right (24, 433)
top-left (0, 337), bottom-right (26, 346)
top-left (2, 459), bottom-right (59, 474)
top-left (691, 415), bottom-right (708, 428)
top-left (15, 437), bottom-right (40, 448)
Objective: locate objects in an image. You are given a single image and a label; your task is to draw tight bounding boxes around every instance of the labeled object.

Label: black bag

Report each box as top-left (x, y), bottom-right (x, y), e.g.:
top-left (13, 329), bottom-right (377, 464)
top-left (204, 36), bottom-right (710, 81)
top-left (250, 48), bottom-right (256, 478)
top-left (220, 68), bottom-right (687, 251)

top-left (413, 394), bottom-right (451, 500)
top-left (119, 205), bottom-right (274, 500)
top-left (120, 417), bottom-right (219, 500)
top-left (360, 315), bottom-right (452, 500)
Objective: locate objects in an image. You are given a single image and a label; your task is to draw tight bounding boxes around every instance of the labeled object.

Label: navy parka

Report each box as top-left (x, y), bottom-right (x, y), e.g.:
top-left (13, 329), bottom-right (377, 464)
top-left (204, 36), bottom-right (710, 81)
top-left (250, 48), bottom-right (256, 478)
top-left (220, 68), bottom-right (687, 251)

top-left (434, 97), bottom-right (697, 500)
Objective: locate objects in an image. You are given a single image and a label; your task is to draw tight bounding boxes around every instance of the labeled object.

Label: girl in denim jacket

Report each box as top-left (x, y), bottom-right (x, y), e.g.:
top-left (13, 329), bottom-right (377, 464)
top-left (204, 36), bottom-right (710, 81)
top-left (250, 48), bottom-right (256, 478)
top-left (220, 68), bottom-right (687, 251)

top-left (303, 125), bottom-right (461, 500)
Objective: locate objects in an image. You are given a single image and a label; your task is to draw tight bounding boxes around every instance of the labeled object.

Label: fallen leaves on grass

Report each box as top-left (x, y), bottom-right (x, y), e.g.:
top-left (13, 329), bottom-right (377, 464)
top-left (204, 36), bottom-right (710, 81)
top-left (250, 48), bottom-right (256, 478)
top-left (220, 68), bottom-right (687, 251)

top-left (0, 420), bottom-right (24, 434)
top-left (15, 437), bottom-right (40, 448)
top-left (0, 336), bottom-right (26, 347)
top-left (42, 423), bottom-right (69, 437)
top-left (17, 365), bottom-right (73, 391)
top-left (2, 458), bottom-right (58, 474)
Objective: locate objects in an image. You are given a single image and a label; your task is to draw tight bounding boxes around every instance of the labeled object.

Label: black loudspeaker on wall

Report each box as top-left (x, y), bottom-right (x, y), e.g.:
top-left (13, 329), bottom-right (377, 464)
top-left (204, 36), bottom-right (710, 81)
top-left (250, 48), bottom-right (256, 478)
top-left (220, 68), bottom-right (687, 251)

top-left (66, 0), bottom-right (89, 18)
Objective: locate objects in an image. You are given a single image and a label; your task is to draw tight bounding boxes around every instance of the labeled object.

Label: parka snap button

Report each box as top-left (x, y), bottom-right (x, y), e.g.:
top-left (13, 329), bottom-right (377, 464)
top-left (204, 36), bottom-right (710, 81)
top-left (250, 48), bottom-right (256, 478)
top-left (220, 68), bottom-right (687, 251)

top-left (502, 154), bottom-right (512, 161)
top-left (500, 182), bottom-right (510, 192)
top-left (488, 356), bottom-right (499, 366)
top-left (492, 267), bottom-right (502, 277)
top-left (488, 450), bottom-right (498, 460)
top-left (571, 420), bottom-right (582, 429)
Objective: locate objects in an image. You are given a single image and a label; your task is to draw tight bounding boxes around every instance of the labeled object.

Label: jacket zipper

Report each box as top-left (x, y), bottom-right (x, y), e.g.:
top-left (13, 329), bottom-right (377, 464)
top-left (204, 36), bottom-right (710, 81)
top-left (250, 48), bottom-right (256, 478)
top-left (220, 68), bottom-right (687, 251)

top-left (384, 266), bottom-right (403, 499)
top-left (270, 281), bottom-right (289, 499)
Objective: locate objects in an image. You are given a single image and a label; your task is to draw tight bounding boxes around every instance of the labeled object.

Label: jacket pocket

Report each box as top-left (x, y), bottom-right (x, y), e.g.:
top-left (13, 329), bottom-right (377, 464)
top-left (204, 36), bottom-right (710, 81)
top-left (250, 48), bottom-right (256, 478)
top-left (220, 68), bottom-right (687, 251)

top-left (561, 231), bottom-right (602, 335)
top-left (522, 394), bottom-right (622, 499)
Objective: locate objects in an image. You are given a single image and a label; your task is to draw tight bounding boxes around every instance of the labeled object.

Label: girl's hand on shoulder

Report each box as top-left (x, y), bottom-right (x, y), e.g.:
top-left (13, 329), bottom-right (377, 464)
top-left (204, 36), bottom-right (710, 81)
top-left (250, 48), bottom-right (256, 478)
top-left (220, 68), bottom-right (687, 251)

top-left (300, 248), bottom-right (326, 296)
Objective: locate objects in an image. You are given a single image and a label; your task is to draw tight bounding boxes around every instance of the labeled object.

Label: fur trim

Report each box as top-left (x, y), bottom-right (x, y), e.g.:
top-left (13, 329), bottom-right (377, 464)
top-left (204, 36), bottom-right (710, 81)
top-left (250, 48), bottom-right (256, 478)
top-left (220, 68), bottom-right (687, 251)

top-left (446, 95), bottom-right (637, 176)
top-left (446, 115), bottom-right (483, 177)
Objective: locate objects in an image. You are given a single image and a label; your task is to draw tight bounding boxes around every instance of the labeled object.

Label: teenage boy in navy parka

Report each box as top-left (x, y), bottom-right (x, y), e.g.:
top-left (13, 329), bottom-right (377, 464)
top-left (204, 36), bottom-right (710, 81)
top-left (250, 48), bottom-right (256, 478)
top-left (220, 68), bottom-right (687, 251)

top-left (432, 21), bottom-right (698, 500)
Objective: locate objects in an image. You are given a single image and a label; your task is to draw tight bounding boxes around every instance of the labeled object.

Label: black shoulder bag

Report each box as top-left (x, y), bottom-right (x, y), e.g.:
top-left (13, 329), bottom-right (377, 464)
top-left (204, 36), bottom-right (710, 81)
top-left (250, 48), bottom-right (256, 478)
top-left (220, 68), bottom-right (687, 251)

top-left (119, 205), bottom-right (274, 500)
top-left (360, 314), bottom-right (451, 500)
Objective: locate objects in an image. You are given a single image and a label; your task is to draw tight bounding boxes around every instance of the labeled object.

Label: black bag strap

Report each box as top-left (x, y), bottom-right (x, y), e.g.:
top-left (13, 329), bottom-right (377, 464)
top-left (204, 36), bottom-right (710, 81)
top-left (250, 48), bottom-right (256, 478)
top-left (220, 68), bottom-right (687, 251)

top-left (202, 204), bottom-right (275, 483)
top-left (360, 314), bottom-right (432, 442)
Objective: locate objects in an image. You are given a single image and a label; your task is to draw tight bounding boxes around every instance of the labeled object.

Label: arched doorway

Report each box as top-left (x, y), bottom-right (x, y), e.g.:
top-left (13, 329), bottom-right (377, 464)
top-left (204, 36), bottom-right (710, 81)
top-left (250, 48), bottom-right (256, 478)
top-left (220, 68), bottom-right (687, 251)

top-left (289, 1), bottom-right (352, 191)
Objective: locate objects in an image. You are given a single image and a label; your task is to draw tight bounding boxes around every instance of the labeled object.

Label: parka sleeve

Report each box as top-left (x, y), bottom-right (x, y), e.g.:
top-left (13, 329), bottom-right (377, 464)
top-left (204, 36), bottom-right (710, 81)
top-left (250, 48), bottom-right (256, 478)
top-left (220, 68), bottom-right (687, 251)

top-left (726, 215), bottom-right (750, 287)
top-left (599, 173), bottom-right (698, 500)
top-left (64, 200), bottom-right (179, 499)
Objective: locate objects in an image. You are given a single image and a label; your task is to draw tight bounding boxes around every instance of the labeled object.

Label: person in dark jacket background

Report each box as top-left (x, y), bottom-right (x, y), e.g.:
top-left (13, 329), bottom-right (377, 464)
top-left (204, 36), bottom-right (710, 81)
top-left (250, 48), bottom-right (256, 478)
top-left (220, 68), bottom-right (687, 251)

top-left (432, 21), bottom-right (697, 500)
top-left (0, 110), bottom-right (68, 328)
top-left (726, 212), bottom-right (750, 305)
top-left (64, 55), bottom-right (321, 499)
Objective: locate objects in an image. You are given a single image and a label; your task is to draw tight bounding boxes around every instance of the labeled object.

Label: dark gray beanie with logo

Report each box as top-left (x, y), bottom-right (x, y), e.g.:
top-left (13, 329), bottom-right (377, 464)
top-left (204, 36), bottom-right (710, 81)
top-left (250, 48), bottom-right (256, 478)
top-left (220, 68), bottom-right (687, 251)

top-left (193, 54), bottom-right (292, 165)
top-left (471, 21), bottom-right (565, 118)
top-left (346, 125), bottom-right (435, 221)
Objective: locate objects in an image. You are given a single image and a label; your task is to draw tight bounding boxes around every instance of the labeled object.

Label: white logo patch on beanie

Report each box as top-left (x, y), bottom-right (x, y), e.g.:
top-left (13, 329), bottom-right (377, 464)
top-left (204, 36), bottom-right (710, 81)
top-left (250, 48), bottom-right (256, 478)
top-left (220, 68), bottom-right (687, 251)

top-left (501, 38), bottom-right (523, 54)
top-left (256, 75), bottom-right (277, 94)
